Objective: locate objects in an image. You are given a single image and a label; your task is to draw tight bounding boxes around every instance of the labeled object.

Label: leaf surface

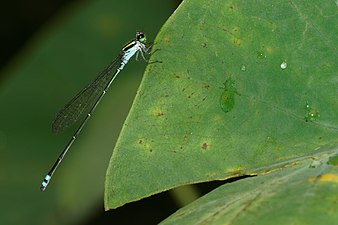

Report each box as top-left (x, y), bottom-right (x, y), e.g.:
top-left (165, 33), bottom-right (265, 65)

top-left (105, 0), bottom-right (338, 210)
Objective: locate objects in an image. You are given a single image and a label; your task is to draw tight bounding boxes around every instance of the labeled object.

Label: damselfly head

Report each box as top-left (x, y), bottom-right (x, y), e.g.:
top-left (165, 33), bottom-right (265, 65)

top-left (136, 32), bottom-right (146, 43)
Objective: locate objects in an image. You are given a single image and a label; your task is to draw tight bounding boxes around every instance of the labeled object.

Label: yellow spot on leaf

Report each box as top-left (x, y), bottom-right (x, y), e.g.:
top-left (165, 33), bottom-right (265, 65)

top-left (163, 36), bottom-right (170, 44)
top-left (319, 174), bottom-right (338, 183)
top-left (213, 115), bottom-right (222, 122)
top-left (232, 37), bottom-right (241, 46)
top-left (266, 46), bottom-right (273, 54)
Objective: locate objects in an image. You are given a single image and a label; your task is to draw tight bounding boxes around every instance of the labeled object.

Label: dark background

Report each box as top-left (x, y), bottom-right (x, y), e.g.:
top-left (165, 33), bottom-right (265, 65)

top-left (1, 0), bottom-right (74, 70)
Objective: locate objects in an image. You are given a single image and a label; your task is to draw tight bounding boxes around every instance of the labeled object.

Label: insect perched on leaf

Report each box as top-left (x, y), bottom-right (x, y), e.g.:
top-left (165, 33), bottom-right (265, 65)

top-left (220, 77), bottom-right (239, 113)
top-left (41, 32), bottom-right (151, 191)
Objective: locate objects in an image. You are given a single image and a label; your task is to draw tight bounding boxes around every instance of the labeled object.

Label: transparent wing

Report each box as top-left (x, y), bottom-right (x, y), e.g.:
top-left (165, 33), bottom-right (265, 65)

top-left (52, 53), bottom-right (123, 134)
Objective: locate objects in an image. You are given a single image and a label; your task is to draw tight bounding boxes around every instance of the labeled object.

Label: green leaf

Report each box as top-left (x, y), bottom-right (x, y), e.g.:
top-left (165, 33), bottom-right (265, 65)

top-left (104, 0), bottom-right (338, 210)
top-left (159, 150), bottom-right (338, 225)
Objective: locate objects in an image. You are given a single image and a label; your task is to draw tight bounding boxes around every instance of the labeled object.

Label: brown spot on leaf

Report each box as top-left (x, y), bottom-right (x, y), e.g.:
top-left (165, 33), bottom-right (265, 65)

top-left (202, 143), bottom-right (209, 150)
top-left (188, 92), bottom-right (195, 98)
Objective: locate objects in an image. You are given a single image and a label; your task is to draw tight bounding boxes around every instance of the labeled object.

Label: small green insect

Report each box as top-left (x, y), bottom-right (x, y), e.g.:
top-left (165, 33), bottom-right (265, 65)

top-left (304, 101), bottom-right (320, 122)
top-left (220, 77), bottom-right (239, 113)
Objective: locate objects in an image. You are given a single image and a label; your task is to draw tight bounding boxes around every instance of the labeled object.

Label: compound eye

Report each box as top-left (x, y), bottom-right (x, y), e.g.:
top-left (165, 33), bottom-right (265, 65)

top-left (136, 32), bottom-right (146, 43)
top-left (137, 32), bottom-right (144, 39)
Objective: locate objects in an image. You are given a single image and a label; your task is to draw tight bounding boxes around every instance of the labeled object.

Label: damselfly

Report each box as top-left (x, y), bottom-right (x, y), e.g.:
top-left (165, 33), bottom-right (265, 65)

top-left (40, 32), bottom-right (150, 191)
